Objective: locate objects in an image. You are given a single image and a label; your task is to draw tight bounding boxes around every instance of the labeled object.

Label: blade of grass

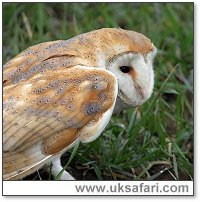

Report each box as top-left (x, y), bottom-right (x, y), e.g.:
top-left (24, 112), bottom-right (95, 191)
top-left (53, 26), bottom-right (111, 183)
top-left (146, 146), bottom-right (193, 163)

top-left (93, 164), bottom-right (103, 180)
top-left (172, 153), bottom-right (179, 180)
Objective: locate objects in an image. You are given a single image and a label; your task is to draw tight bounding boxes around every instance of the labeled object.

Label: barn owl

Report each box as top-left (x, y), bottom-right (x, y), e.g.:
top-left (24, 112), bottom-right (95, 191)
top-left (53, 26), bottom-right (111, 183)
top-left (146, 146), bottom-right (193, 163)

top-left (3, 28), bottom-right (157, 180)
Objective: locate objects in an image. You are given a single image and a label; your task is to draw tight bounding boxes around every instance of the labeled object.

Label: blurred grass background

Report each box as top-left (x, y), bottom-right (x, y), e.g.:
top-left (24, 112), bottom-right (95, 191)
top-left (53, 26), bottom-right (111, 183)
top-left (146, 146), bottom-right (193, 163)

top-left (3, 2), bottom-right (193, 180)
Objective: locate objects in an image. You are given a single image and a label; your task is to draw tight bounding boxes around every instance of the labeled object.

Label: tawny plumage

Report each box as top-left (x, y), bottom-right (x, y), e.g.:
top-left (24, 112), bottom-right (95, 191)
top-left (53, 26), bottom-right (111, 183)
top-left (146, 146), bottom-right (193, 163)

top-left (3, 28), bottom-right (156, 180)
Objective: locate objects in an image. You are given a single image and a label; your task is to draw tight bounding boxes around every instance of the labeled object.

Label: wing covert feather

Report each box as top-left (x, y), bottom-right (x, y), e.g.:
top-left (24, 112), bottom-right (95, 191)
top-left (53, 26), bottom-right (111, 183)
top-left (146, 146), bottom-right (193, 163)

top-left (3, 40), bottom-right (82, 86)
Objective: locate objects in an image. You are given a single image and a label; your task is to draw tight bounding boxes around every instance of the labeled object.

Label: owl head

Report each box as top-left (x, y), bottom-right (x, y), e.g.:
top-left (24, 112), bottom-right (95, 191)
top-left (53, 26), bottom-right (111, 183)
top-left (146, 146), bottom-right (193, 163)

top-left (73, 28), bottom-right (157, 111)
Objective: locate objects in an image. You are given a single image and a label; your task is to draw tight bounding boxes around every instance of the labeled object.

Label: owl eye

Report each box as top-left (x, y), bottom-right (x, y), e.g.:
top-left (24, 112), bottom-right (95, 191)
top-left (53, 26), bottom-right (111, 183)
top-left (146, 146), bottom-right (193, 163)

top-left (119, 66), bottom-right (131, 73)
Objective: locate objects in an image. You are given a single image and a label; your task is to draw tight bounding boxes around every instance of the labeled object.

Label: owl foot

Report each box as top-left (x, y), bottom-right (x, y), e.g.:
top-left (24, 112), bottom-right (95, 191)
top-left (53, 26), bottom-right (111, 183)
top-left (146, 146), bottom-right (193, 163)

top-left (50, 157), bottom-right (75, 180)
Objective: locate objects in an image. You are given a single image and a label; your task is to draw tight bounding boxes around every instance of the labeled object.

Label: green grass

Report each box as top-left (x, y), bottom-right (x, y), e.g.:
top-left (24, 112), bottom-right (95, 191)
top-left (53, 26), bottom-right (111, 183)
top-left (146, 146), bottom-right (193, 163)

top-left (3, 2), bottom-right (193, 180)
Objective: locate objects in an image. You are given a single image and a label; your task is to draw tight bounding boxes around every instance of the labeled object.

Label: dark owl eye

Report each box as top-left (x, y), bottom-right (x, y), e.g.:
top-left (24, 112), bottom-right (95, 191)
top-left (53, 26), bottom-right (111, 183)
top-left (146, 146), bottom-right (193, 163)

top-left (119, 66), bottom-right (131, 73)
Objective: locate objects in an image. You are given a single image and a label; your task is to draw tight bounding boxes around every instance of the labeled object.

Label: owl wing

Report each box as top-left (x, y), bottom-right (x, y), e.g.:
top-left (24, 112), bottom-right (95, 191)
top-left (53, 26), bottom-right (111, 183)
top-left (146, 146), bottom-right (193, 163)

top-left (3, 40), bottom-right (81, 86)
top-left (3, 65), bottom-right (118, 180)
